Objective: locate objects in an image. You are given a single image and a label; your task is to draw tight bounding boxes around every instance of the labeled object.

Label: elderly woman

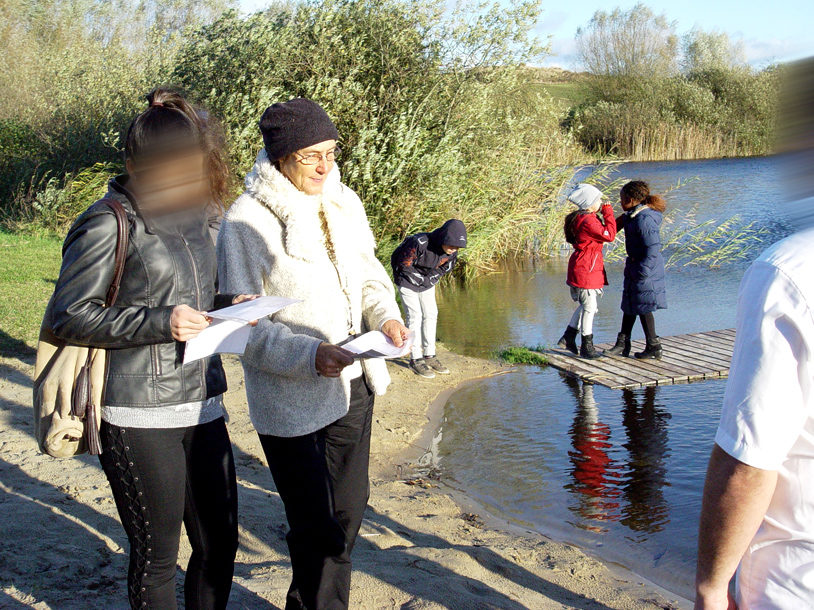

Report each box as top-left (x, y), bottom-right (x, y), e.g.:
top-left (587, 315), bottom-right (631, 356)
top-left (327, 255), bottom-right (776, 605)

top-left (217, 98), bottom-right (408, 610)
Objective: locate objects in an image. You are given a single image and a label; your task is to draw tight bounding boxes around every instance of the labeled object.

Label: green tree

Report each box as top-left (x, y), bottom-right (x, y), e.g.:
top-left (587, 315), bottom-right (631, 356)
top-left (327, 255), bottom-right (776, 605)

top-left (172, 0), bottom-right (555, 240)
top-left (681, 27), bottom-right (747, 75)
top-left (0, 0), bottom-right (233, 216)
top-left (575, 4), bottom-right (678, 80)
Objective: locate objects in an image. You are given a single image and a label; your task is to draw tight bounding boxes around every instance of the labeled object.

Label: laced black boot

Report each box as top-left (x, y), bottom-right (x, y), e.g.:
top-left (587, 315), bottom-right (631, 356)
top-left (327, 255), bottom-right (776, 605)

top-left (635, 337), bottom-right (663, 360)
top-left (557, 325), bottom-right (579, 355)
top-left (580, 334), bottom-right (601, 359)
top-left (605, 332), bottom-right (631, 357)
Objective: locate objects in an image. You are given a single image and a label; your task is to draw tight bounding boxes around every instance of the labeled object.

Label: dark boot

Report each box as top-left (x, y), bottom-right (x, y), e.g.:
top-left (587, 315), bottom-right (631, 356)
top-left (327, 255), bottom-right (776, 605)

top-left (557, 326), bottom-right (579, 355)
top-left (580, 334), bottom-right (601, 359)
top-left (605, 332), bottom-right (631, 357)
top-left (635, 337), bottom-right (663, 360)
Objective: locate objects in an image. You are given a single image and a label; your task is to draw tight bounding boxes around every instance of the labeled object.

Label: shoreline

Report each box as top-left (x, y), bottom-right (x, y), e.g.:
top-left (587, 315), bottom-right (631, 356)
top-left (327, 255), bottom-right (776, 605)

top-left (382, 348), bottom-right (693, 610)
top-left (0, 349), bottom-right (690, 609)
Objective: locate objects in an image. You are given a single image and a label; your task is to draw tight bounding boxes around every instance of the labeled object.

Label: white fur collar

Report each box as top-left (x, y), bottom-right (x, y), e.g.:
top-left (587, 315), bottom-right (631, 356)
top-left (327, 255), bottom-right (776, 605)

top-left (244, 150), bottom-right (374, 262)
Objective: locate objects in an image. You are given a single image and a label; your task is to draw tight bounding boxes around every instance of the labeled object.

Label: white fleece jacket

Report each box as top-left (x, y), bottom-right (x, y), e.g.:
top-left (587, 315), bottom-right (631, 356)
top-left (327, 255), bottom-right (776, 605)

top-left (217, 151), bottom-right (403, 437)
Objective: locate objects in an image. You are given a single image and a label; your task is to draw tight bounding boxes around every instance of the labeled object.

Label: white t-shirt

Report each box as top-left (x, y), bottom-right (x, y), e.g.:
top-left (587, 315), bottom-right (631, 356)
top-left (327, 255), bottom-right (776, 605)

top-left (715, 227), bottom-right (814, 610)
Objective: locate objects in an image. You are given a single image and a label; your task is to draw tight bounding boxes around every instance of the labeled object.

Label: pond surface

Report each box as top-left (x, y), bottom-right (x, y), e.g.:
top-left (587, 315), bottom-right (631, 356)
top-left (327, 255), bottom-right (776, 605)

top-left (434, 156), bottom-right (789, 600)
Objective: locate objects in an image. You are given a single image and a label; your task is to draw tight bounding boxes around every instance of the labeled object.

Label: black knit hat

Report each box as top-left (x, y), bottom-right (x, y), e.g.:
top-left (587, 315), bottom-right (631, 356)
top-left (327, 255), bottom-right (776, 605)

top-left (259, 98), bottom-right (340, 162)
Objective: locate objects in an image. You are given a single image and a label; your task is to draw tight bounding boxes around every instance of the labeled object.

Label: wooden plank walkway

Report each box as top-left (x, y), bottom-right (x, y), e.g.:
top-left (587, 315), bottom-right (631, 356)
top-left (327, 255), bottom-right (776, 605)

top-left (540, 328), bottom-right (736, 390)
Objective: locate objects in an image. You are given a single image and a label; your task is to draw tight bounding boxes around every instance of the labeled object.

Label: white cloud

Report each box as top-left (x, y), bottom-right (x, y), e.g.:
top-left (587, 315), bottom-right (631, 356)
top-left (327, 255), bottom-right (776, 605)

top-left (540, 37), bottom-right (579, 69)
top-left (742, 37), bottom-right (814, 66)
top-left (534, 10), bottom-right (570, 35)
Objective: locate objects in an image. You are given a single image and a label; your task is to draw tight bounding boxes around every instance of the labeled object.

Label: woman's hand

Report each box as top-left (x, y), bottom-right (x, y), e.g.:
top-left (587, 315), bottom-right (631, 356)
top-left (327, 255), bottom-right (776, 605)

top-left (232, 294), bottom-right (260, 304)
top-left (232, 294), bottom-right (261, 326)
top-left (382, 319), bottom-right (410, 348)
top-left (171, 304), bottom-right (210, 342)
top-left (315, 343), bottom-right (355, 378)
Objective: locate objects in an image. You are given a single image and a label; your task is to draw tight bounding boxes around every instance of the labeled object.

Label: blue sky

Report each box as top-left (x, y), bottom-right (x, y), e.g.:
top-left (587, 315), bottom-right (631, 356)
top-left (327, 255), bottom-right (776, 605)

top-left (238, 0), bottom-right (814, 68)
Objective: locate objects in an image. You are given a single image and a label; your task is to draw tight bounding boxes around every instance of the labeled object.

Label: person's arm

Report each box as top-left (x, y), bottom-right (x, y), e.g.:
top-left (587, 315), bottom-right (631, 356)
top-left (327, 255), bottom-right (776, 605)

top-left (362, 247), bottom-right (408, 345)
top-left (345, 196), bottom-right (407, 344)
top-left (579, 206), bottom-right (617, 243)
top-left (51, 208), bottom-right (175, 348)
top-left (600, 203), bottom-right (618, 241)
top-left (694, 446), bottom-right (778, 610)
top-left (636, 214), bottom-right (663, 277)
top-left (439, 252), bottom-right (457, 275)
top-left (696, 259), bottom-right (812, 609)
top-left (391, 237), bottom-right (419, 274)
top-left (217, 215), bottom-right (325, 379)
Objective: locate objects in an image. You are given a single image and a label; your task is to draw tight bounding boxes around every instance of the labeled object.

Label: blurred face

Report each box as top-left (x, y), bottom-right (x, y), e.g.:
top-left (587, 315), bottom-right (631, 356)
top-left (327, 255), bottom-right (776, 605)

top-left (126, 150), bottom-right (208, 213)
top-left (620, 191), bottom-right (636, 211)
top-left (586, 202), bottom-right (601, 214)
top-left (442, 245), bottom-right (460, 255)
top-left (278, 139), bottom-right (338, 196)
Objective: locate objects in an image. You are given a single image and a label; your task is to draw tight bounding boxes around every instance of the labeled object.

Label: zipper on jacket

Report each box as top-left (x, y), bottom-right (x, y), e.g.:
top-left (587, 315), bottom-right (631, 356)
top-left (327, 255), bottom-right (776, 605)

top-left (180, 234), bottom-right (202, 311)
top-left (180, 232), bottom-right (206, 393)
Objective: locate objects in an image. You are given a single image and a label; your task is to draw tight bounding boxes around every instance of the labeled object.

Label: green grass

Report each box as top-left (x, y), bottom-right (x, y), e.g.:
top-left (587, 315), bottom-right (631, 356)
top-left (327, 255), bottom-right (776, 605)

top-left (537, 82), bottom-right (586, 107)
top-left (497, 346), bottom-right (548, 365)
top-left (0, 231), bottom-right (62, 358)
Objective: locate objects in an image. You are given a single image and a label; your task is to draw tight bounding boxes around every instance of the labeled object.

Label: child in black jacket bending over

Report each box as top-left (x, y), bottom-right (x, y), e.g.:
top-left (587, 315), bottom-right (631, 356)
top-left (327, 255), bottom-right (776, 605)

top-left (391, 219), bottom-right (467, 378)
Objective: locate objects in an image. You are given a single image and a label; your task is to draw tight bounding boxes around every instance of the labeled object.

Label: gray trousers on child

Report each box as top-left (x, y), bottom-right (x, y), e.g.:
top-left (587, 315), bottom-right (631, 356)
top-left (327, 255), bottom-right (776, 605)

top-left (398, 285), bottom-right (438, 360)
top-left (568, 287), bottom-right (603, 336)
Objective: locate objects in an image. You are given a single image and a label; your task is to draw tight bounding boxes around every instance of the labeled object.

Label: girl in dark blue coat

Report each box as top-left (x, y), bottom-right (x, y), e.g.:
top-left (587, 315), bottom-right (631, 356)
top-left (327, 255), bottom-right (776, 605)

top-left (606, 181), bottom-right (667, 359)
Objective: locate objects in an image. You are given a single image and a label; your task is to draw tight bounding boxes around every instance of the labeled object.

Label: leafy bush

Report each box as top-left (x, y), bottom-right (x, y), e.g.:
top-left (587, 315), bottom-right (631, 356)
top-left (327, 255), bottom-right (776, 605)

top-left (571, 67), bottom-right (780, 160)
top-left (570, 6), bottom-right (781, 161)
top-left (172, 0), bottom-right (584, 266)
top-left (0, 0), bottom-right (231, 227)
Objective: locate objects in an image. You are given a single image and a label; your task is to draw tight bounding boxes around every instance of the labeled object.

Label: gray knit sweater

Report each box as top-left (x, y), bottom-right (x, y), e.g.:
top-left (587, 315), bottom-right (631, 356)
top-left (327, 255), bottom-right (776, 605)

top-left (217, 152), bottom-right (403, 437)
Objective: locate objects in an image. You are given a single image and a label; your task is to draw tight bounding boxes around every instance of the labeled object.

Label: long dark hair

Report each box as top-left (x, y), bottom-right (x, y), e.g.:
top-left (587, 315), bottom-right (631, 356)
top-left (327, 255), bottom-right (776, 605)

top-left (124, 88), bottom-right (232, 208)
top-left (621, 180), bottom-right (666, 213)
top-left (564, 210), bottom-right (579, 245)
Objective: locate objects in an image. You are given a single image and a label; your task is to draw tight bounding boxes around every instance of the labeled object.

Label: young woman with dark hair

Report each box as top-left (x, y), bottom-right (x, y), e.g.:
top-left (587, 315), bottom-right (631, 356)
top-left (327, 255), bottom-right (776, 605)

top-left (606, 180), bottom-right (668, 359)
top-left (49, 88), bottom-right (254, 610)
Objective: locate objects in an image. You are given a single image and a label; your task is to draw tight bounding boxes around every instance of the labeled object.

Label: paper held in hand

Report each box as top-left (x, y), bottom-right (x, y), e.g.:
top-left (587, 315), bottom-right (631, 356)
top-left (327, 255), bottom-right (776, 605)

top-left (341, 330), bottom-right (415, 359)
top-left (183, 296), bottom-right (301, 365)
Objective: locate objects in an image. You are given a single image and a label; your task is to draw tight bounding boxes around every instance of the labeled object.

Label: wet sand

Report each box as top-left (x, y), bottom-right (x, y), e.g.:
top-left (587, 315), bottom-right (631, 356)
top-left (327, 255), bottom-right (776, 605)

top-left (0, 348), bottom-right (689, 609)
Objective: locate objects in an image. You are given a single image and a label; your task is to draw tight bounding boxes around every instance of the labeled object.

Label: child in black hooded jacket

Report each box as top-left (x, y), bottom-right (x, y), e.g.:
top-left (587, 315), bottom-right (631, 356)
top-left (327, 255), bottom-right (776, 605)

top-left (391, 219), bottom-right (467, 378)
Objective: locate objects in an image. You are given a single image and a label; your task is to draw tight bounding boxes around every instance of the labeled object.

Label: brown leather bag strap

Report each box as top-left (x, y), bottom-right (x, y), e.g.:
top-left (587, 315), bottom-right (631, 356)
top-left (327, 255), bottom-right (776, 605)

top-left (97, 198), bottom-right (130, 307)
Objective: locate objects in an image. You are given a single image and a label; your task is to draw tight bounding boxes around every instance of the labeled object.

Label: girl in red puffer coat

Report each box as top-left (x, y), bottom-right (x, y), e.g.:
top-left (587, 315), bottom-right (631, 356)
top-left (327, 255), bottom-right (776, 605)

top-left (557, 184), bottom-right (617, 359)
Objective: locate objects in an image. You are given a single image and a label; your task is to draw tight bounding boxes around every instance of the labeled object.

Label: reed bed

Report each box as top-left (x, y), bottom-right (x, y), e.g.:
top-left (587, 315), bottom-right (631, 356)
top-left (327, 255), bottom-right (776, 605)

top-left (604, 210), bottom-right (769, 268)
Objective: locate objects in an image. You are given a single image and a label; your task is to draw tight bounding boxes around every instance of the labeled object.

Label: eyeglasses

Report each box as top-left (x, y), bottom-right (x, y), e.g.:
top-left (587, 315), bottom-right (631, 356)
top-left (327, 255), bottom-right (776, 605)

top-left (294, 147), bottom-right (342, 166)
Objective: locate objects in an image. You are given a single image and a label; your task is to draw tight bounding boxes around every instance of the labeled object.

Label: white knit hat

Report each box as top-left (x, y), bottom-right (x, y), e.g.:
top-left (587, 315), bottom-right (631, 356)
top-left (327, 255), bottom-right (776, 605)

top-left (567, 184), bottom-right (603, 211)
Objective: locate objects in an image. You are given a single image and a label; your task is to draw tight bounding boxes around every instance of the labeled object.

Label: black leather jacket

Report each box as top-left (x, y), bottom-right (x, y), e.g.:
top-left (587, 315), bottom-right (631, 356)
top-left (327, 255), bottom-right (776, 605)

top-left (50, 176), bottom-right (231, 408)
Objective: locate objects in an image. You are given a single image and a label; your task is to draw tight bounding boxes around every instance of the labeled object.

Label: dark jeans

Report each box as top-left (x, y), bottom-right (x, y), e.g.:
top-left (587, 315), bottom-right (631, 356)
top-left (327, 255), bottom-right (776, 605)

top-left (99, 417), bottom-right (238, 610)
top-left (259, 376), bottom-right (375, 610)
top-left (621, 312), bottom-right (657, 342)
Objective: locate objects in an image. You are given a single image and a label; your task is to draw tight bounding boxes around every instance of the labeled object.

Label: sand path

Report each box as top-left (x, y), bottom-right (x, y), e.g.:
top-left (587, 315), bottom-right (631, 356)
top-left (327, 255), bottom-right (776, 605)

top-left (0, 348), bottom-right (688, 609)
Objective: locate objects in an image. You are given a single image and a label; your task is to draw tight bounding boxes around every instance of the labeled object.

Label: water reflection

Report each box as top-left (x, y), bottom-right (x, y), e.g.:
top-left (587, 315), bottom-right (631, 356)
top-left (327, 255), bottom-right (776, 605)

top-left (562, 376), bottom-right (673, 537)
top-left (439, 368), bottom-right (727, 598)
top-left (620, 387), bottom-right (671, 535)
top-left (563, 375), bottom-right (621, 531)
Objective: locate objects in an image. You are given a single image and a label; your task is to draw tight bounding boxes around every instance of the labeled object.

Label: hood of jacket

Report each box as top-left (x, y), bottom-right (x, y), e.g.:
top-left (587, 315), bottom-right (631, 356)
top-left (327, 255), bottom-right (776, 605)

top-left (243, 149), bottom-right (375, 262)
top-left (628, 204), bottom-right (664, 223)
top-left (429, 219), bottom-right (467, 252)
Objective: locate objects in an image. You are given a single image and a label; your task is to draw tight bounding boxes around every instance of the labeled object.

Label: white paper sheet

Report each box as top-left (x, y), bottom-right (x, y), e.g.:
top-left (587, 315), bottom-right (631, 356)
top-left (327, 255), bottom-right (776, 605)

top-left (183, 296), bottom-right (301, 364)
top-left (207, 296), bottom-right (301, 323)
top-left (341, 331), bottom-right (415, 359)
top-left (183, 319), bottom-right (253, 364)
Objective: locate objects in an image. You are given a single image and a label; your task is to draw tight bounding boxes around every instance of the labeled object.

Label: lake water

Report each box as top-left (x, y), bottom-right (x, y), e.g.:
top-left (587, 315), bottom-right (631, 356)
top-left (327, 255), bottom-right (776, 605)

top-left (433, 156), bottom-right (790, 600)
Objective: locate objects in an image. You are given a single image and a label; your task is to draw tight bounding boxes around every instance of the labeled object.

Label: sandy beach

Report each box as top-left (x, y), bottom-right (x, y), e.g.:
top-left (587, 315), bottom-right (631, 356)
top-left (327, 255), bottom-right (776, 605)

top-left (0, 347), bottom-right (689, 610)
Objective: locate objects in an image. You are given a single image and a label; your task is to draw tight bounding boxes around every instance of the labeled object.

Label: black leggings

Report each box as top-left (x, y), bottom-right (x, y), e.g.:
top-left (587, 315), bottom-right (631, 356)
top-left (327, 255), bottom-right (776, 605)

top-left (99, 417), bottom-right (238, 610)
top-left (259, 376), bottom-right (375, 610)
top-left (621, 312), bottom-right (657, 342)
